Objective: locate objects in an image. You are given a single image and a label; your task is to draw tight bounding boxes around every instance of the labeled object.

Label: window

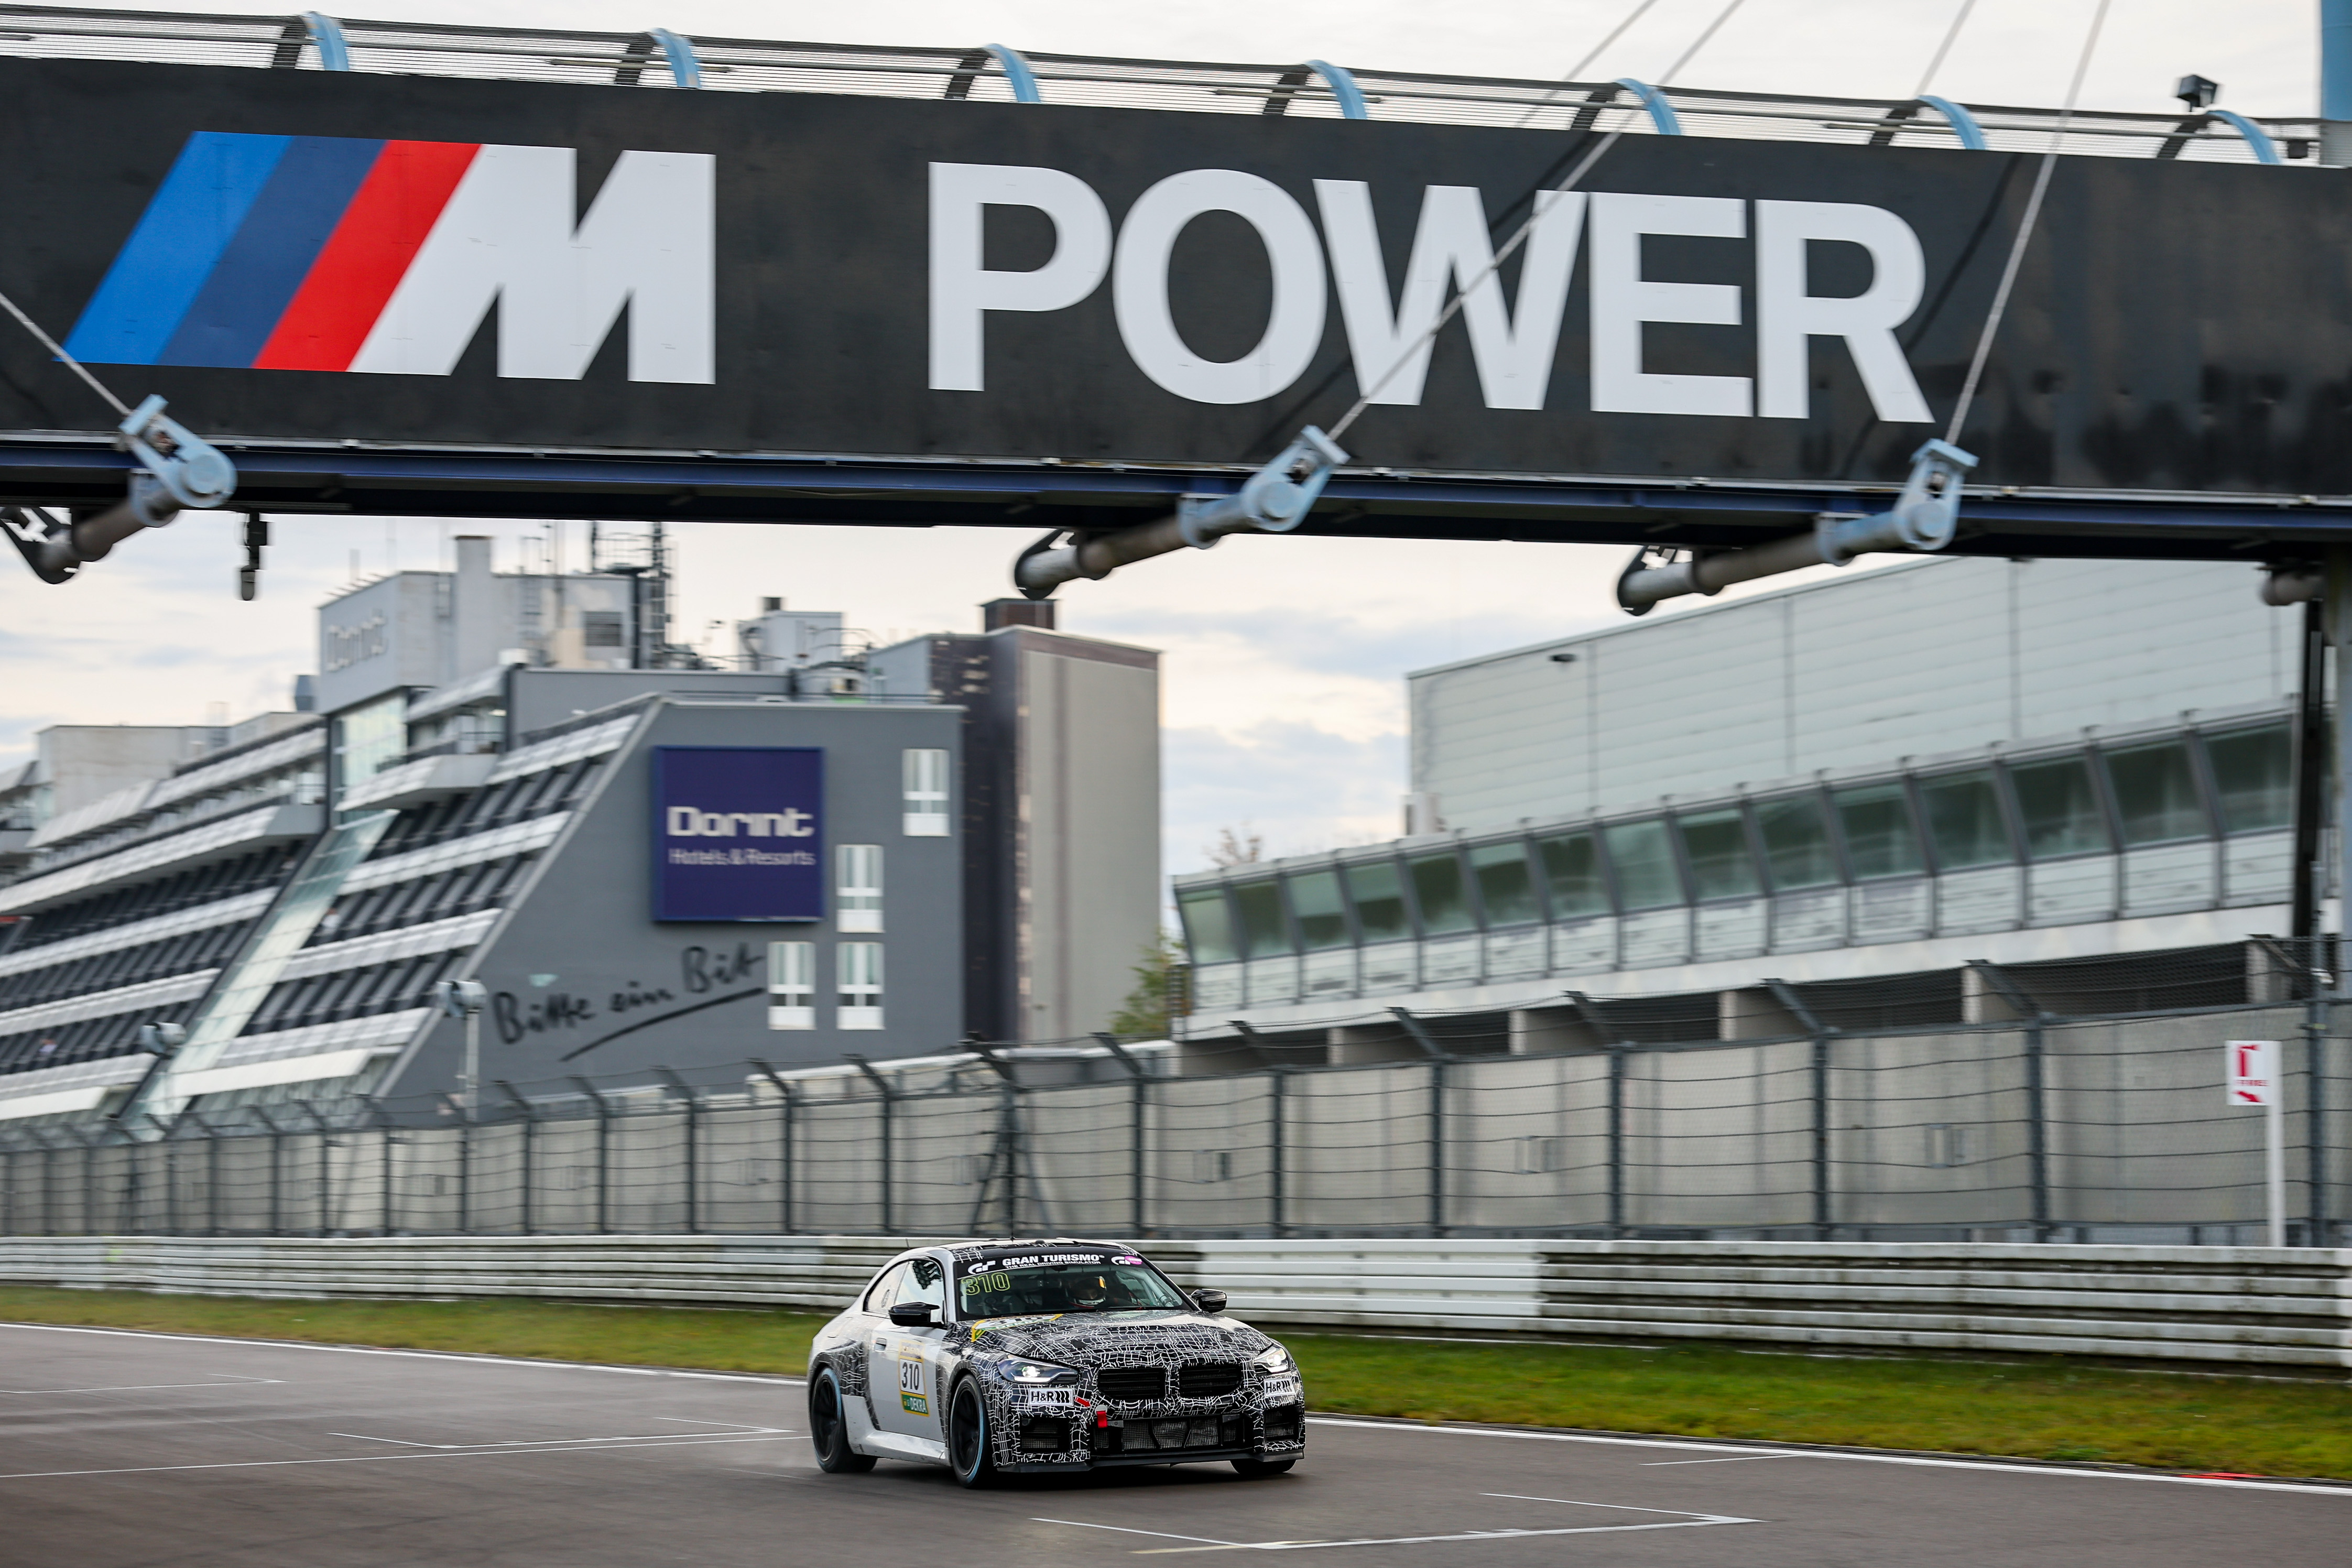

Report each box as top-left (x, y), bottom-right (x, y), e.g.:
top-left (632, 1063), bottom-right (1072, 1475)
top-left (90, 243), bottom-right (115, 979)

top-left (2105, 741), bottom-right (2208, 845)
top-left (767, 941), bottom-right (814, 1029)
top-left (1176, 889), bottom-right (1237, 964)
top-left (902, 749), bottom-right (950, 836)
top-left (2011, 755), bottom-right (2108, 858)
top-left (2204, 725), bottom-right (2293, 834)
top-left (1678, 809), bottom-right (1759, 900)
top-left (582, 609), bottom-right (625, 648)
top-left (837, 942), bottom-right (883, 1030)
top-left (1470, 841), bottom-right (1539, 926)
top-left (900, 1256), bottom-right (945, 1312)
top-left (1232, 880), bottom-right (1292, 958)
top-left (1288, 870), bottom-right (1352, 950)
top-left (1604, 820), bottom-right (1682, 910)
top-left (331, 692), bottom-right (406, 798)
top-left (1755, 795), bottom-right (1837, 889)
top-left (865, 1261), bottom-right (909, 1312)
top-left (1920, 770), bottom-right (2012, 869)
top-left (1345, 861), bottom-right (1410, 943)
top-left (1409, 851), bottom-right (1474, 934)
top-left (1537, 832), bottom-right (1609, 918)
top-left (1834, 785), bottom-right (1923, 879)
top-left (836, 844), bottom-right (882, 933)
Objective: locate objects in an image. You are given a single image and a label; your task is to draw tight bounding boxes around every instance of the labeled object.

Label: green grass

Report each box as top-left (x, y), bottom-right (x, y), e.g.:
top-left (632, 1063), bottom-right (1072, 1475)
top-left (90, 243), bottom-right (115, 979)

top-left (3, 1287), bottom-right (2347, 1479)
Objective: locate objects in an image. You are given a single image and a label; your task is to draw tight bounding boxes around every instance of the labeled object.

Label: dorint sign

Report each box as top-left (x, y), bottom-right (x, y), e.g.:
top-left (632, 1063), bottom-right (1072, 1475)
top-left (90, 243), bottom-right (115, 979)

top-left (651, 746), bottom-right (823, 922)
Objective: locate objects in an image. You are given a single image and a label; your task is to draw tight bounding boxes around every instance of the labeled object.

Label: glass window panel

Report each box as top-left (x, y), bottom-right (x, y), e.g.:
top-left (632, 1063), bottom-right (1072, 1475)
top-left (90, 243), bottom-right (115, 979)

top-left (1537, 833), bottom-right (1609, 918)
top-left (1604, 820), bottom-right (1683, 910)
top-left (1920, 771), bottom-right (2012, 869)
top-left (1678, 809), bottom-right (1759, 900)
top-left (2011, 756), bottom-right (2108, 858)
top-left (1409, 852), bottom-right (1474, 933)
top-left (1755, 795), bottom-right (1837, 889)
top-left (1287, 870), bottom-right (1351, 950)
top-left (1835, 785), bottom-right (1923, 879)
top-left (1176, 889), bottom-right (1236, 964)
top-left (1345, 861), bottom-right (1410, 943)
top-left (1469, 841), bottom-right (1538, 925)
top-left (1231, 880), bottom-right (1292, 958)
top-left (2105, 742), bottom-right (2207, 845)
top-left (2205, 725), bottom-right (2293, 834)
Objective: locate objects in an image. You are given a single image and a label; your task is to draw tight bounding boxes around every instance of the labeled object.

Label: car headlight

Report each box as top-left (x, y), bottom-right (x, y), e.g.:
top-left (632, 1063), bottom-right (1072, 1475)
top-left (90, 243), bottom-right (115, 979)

top-left (989, 1356), bottom-right (1082, 1387)
top-left (1254, 1344), bottom-right (1294, 1376)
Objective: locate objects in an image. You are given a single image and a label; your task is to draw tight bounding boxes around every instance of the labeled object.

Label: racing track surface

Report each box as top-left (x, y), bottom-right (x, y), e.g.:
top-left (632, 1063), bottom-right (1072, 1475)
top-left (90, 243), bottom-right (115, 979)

top-left (1, 1321), bottom-right (2345, 1567)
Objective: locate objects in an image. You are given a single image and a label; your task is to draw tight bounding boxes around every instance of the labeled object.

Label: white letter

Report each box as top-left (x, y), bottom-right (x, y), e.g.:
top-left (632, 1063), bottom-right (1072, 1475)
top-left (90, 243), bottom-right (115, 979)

top-left (1755, 200), bottom-right (1931, 423)
top-left (1315, 182), bottom-right (1585, 410)
top-left (667, 805), bottom-right (699, 836)
top-left (353, 146), bottom-right (715, 383)
top-left (1114, 169), bottom-right (1326, 405)
top-left (1587, 193), bottom-right (1751, 417)
top-left (928, 163), bottom-right (1112, 391)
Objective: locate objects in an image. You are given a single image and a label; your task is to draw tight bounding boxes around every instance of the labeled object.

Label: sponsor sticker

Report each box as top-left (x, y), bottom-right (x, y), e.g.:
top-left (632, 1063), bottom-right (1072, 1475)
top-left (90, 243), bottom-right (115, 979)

top-left (897, 1354), bottom-right (930, 1415)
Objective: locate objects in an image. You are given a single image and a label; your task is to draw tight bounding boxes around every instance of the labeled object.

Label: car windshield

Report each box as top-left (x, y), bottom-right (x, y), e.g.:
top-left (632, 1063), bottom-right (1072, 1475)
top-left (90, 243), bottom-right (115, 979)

top-left (957, 1258), bottom-right (1192, 1319)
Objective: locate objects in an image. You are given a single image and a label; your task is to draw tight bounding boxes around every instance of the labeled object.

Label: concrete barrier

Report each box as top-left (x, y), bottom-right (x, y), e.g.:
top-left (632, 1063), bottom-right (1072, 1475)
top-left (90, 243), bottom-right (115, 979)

top-left (2, 1235), bottom-right (2345, 1371)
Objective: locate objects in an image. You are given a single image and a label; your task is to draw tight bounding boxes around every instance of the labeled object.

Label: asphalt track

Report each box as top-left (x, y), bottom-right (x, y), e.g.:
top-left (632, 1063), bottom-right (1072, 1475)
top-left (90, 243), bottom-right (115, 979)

top-left (1, 1322), bottom-right (2345, 1567)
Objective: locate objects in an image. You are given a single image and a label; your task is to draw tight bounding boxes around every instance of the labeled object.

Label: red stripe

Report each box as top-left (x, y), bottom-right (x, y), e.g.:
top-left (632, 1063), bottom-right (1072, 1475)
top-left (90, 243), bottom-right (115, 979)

top-left (254, 140), bottom-right (480, 372)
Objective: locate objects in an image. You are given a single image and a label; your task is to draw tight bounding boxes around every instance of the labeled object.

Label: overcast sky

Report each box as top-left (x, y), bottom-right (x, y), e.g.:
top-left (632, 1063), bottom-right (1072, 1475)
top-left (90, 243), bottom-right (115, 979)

top-left (0, 1), bottom-right (2324, 878)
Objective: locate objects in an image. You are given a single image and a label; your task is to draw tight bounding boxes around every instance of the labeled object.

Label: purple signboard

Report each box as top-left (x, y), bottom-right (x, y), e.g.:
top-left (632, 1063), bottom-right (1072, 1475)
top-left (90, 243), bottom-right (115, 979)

top-left (651, 746), bottom-right (823, 921)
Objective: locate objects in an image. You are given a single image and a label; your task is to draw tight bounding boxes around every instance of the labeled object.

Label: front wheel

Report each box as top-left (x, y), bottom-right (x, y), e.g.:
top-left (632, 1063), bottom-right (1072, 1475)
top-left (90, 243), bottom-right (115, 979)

top-left (948, 1378), bottom-right (998, 1488)
top-left (808, 1366), bottom-right (875, 1473)
top-left (1232, 1456), bottom-right (1296, 1479)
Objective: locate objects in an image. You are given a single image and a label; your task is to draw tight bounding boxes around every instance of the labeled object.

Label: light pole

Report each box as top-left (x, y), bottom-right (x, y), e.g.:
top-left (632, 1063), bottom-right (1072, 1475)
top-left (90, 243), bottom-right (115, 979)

top-left (437, 980), bottom-right (488, 1116)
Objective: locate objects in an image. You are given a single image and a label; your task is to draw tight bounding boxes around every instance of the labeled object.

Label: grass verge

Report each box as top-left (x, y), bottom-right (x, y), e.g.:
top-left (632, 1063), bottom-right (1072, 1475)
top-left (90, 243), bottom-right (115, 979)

top-left (2, 1288), bottom-right (2346, 1479)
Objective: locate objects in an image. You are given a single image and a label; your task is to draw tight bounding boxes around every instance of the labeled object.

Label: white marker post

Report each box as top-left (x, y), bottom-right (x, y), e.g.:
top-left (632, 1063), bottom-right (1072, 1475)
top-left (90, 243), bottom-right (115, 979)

top-left (2226, 1039), bottom-right (2285, 1247)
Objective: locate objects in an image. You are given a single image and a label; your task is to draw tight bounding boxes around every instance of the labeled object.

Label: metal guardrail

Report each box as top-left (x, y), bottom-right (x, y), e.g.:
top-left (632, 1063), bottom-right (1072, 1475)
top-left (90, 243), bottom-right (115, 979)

top-left (1, 1233), bottom-right (2344, 1369)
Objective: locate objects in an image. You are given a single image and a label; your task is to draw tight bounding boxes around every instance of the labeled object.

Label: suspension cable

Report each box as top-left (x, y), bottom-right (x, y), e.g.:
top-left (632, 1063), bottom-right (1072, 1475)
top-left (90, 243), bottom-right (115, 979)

top-left (1512, 0), bottom-right (1664, 127)
top-left (0, 285), bottom-right (129, 419)
top-left (1942, 0), bottom-right (2111, 447)
top-left (1913, 0), bottom-right (1979, 99)
top-left (1331, 0), bottom-right (1751, 441)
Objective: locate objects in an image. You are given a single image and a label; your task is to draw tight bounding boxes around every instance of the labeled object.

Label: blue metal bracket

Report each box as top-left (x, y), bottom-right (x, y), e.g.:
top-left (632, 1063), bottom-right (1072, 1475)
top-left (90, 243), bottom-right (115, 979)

top-left (983, 43), bottom-right (1041, 103)
top-left (1915, 95), bottom-right (1988, 150)
top-left (300, 12), bottom-right (350, 71)
top-left (1613, 78), bottom-right (1681, 135)
top-left (649, 28), bottom-right (702, 89)
top-left (1301, 60), bottom-right (1368, 119)
top-left (2208, 108), bottom-right (2283, 165)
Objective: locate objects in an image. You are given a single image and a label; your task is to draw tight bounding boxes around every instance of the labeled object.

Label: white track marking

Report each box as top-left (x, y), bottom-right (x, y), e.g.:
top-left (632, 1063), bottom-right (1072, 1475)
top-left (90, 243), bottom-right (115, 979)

top-left (0, 1322), bottom-right (803, 1384)
top-left (1641, 1453), bottom-right (1806, 1465)
top-left (330, 1426), bottom-right (791, 1450)
top-left (1479, 1494), bottom-right (1748, 1516)
top-left (2, 1374), bottom-right (281, 1394)
top-left (1033, 1519), bottom-right (1240, 1547)
top-left (0, 1433), bottom-right (796, 1482)
top-left (1042, 1496), bottom-right (1755, 1554)
top-left (1306, 1418), bottom-right (2352, 1496)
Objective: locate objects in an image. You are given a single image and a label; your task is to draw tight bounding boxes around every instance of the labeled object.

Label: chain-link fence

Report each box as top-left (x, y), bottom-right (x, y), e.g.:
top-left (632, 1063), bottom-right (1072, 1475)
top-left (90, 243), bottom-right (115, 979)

top-left (2, 997), bottom-right (2344, 1243)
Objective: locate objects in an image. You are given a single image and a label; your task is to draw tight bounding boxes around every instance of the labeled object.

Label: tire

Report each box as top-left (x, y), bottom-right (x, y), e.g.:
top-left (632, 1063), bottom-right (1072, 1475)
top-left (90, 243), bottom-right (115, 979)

top-left (947, 1378), bottom-right (998, 1488)
top-left (808, 1366), bottom-right (876, 1473)
top-left (1231, 1457), bottom-right (1296, 1479)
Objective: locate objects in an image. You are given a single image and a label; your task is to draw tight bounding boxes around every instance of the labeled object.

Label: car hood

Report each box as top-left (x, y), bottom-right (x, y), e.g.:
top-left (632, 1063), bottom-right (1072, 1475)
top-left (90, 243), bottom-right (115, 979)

top-left (961, 1308), bottom-right (1274, 1366)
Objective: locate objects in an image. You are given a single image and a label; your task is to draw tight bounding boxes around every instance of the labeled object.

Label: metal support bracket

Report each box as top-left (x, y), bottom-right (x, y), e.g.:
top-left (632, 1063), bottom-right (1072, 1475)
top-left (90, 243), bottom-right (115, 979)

top-left (1821, 438), bottom-right (1976, 562)
top-left (1175, 426), bottom-right (1347, 547)
top-left (1091, 1030), bottom-right (1148, 1079)
top-left (121, 395), bottom-right (237, 513)
top-left (1389, 1007), bottom-right (1446, 1061)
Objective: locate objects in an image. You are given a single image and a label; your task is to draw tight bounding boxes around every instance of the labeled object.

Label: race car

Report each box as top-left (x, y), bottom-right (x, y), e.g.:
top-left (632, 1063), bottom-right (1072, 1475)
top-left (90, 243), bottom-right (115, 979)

top-left (805, 1238), bottom-right (1305, 1486)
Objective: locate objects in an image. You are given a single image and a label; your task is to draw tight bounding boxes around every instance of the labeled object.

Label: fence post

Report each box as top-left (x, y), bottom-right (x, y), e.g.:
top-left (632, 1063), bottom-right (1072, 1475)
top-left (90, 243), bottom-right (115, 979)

top-left (1091, 1033), bottom-right (1151, 1238)
top-left (750, 1061), bottom-right (797, 1236)
top-left (247, 1107), bottom-right (285, 1236)
top-left (570, 1077), bottom-right (613, 1234)
top-left (1766, 981), bottom-right (1834, 1240)
top-left (184, 1112), bottom-right (220, 1236)
top-left (1390, 1009), bottom-right (1449, 1236)
top-left (497, 1084), bottom-right (537, 1236)
top-left (846, 1057), bottom-right (897, 1235)
top-left (2309, 994), bottom-right (2332, 1246)
top-left (1607, 1046), bottom-right (1626, 1238)
top-left (293, 1101), bottom-right (333, 1235)
top-left (655, 1068), bottom-right (701, 1235)
top-left (151, 1115), bottom-right (178, 1235)
top-left (437, 1093), bottom-right (471, 1236)
top-left (1269, 1067), bottom-right (1286, 1239)
top-left (1969, 961), bottom-right (2052, 1238)
top-left (357, 1098), bottom-right (392, 1236)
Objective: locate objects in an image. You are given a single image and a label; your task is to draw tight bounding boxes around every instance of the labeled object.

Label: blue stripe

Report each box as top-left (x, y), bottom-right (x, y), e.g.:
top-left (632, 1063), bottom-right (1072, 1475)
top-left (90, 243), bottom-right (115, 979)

top-left (63, 133), bottom-right (292, 366)
top-left (160, 136), bottom-right (384, 368)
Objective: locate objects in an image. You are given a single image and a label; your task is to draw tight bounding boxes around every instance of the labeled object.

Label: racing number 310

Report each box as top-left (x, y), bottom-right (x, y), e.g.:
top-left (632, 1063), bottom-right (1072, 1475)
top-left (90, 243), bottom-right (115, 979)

top-left (899, 1355), bottom-right (929, 1415)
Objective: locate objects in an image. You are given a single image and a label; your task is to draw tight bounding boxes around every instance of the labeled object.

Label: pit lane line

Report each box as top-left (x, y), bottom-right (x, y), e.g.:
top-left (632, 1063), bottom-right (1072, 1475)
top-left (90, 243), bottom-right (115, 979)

top-left (1034, 1496), bottom-right (1758, 1554)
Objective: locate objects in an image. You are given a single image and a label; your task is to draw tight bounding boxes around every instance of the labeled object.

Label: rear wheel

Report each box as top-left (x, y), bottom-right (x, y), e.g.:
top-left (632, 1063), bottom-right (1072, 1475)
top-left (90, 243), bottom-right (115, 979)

top-left (948, 1378), bottom-right (998, 1488)
top-left (1232, 1456), bottom-right (1296, 1479)
top-left (808, 1366), bottom-right (875, 1473)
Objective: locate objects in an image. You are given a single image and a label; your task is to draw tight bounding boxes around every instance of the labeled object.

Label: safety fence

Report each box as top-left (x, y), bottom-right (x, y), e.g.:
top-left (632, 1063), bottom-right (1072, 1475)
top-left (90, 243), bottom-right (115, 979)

top-left (3, 1235), bottom-right (2345, 1371)
top-left (0, 998), bottom-right (2346, 1244)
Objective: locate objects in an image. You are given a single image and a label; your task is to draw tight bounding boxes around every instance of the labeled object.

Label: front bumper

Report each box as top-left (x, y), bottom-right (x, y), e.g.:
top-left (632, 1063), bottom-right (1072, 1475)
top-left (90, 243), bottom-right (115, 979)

top-left (1003, 1399), bottom-right (1306, 1471)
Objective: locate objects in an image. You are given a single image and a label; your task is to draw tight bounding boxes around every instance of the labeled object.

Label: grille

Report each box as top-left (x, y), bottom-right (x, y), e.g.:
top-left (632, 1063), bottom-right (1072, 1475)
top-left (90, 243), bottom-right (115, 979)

top-left (1177, 1362), bottom-right (1244, 1398)
top-left (1096, 1366), bottom-right (1165, 1402)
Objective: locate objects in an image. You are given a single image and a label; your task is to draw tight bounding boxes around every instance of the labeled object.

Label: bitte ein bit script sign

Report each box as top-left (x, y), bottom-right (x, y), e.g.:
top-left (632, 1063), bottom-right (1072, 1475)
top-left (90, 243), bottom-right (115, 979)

top-left (652, 746), bottom-right (823, 922)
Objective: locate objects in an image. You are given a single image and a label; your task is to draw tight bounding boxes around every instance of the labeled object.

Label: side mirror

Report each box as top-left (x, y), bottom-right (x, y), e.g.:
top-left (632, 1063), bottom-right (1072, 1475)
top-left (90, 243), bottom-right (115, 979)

top-left (1190, 1289), bottom-right (1228, 1315)
top-left (888, 1302), bottom-right (935, 1326)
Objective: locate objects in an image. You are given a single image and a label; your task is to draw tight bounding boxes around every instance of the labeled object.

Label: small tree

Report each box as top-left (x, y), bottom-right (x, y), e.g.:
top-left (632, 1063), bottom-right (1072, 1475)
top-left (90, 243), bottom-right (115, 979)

top-left (1106, 929), bottom-right (1186, 1040)
top-left (1207, 824), bottom-right (1263, 867)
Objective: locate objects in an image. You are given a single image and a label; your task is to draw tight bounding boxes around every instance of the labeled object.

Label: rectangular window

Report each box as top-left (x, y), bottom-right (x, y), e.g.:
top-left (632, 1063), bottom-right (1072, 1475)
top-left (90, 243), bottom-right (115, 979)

top-left (2204, 725), bottom-right (2293, 834)
top-left (767, 940), bottom-right (814, 1030)
top-left (1175, 889), bottom-right (1237, 965)
top-left (1920, 770), bottom-right (2012, 869)
top-left (1755, 794), bottom-right (1837, 889)
top-left (836, 844), bottom-right (882, 933)
top-left (837, 942), bottom-right (884, 1030)
top-left (1232, 880), bottom-right (1292, 957)
top-left (331, 691), bottom-right (407, 798)
top-left (1408, 851), bottom-right (1474, 933)
top-left (1287, 870), bottom-right (1352, 951)
top-left (1469, 841), bottom-right (1539, 926)
top-left (2011, 755), bottom-right (2109, 858)
top-left (1604, 820), bottom-right (1682, 910)
top-left (2105, 741), bottom-right (2208, 845)
top-left (901, 749), bottom-right (950, 836)
top-left (1536, 832), bottom-right (1609, 918)
top-left (1678, 809), bottom-right (1759, 900)
top-left (1834, 785), bottom-right (1923, 880)
top-left (1344, 861), bottom-right (1410, 943)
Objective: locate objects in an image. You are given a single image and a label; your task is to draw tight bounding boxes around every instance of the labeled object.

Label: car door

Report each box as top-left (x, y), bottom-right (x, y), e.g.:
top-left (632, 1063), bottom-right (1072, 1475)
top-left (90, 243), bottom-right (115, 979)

top-left (868, 1255), bottom-right (948, 1443)
top-left (859, 1261), bottom-right (909, 1429)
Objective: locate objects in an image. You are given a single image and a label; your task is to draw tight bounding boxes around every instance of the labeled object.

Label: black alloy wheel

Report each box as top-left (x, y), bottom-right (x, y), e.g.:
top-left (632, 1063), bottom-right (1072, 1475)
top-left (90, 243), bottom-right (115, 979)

top-left (1231, 1456), bottom-right (1296, 1479)
top-left (948, 1378), bottom-right (997, 1488)
top-left (809, 1366), bottom-right (876, 1473)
